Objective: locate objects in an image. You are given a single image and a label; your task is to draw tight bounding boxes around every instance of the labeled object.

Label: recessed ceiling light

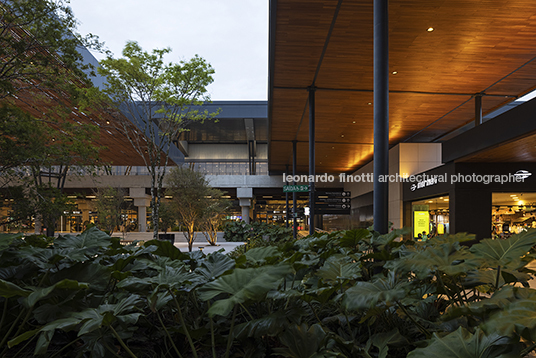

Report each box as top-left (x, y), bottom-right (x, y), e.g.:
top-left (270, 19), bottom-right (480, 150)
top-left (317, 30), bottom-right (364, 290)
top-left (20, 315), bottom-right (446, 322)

top-left (332, 146), bottom-right (334, 149)
top-left (427, 27), bottom-right (434, 32)
top-left (341, 134), bottom-right (344, 137)
top-left (392, 71), bottom-right (398, 75)
top-left (352, 121), bottom-right (356, 123)
top-left (367, 102), bottom-right (372, 105)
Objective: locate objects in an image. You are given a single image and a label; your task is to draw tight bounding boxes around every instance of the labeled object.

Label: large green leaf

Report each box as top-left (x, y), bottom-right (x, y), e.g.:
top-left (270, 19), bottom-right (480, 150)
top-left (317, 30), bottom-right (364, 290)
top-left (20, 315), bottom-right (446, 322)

top-left (15, 246), bottom-right (86, 269)
top-left (26, 279), bottom-right (89, 307)
top-left (367, 329), bottom-right (407, 358)
top-left (0, 233), bottom-right (22, 251)
top-left (316, 254), bottom-right (362, 285)
top-left (390, 242), bottom-right (474, 278)
top-left (198, 264), bottom-right (291, 317)
top-left (149, 265), bottom-right (197, 289)
top-left (244, 246), bottom-right (280, 264)
top-left (50, 261), bottom-right (111, 292)
top-left (0, 278), bottom-right (31, 298)
top-left (343, 272), bottom-right (409, 310)
top-left (340, 229), bottom-right (370, 248)
top-left (407, 327), bottom-right (517, 358)
top-left (482, 295), bottom-right (536, 338)
top-left (54, 227), bottom-right (111, 250)
top-left (194, 252), bottom-right (235, 281)
top-left (144, 239), bottom-right (188, 260)
top-left (444, 286), bottom-right (536, 321)
top-left (469, 230), bottom-right (536, 269)
top-left (7, 329), bottom-right (40, 348)
top-left (273, 323), bottom-right (330, 358)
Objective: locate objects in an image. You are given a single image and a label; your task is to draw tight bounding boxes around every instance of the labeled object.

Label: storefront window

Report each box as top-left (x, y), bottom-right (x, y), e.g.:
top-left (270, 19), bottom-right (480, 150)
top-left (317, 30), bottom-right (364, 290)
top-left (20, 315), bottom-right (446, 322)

top-left (492, 193), bottom-right (536, 239)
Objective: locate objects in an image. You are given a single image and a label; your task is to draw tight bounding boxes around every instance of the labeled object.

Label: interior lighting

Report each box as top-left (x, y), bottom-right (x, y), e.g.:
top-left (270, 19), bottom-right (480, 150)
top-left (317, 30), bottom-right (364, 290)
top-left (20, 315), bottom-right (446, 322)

top-left (392, 71), bottom-right (398, 75)
top-left (444, 199), bottom-right (449, 201)
top-left (427, 27), bottom-right (434, 32)
top-left (341, 134), bottom-right (344, 138)
top-left (352, 121), bottom-right (356, 123)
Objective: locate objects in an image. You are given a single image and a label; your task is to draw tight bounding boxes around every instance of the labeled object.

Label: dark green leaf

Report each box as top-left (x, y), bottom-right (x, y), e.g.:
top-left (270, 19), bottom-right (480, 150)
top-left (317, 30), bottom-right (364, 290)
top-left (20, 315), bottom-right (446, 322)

top-left (0, 278), bottom-right (31, 298)
top-left (343, 272), bottom-right (408, 310)
top-left (407, 327), bottom-right (517, 358)
top-left (198, 264), bottom-right (291, 317)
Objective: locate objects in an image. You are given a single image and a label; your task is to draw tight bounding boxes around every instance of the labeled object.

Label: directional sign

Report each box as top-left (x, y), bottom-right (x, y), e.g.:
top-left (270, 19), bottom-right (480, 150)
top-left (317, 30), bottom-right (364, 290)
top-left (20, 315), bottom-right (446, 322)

top-left (315, 191), bottom-right (352, 214)
top-left (283, 185), bottom-right (309, 193)
top-left (320, 191), bottom-right (351, 197)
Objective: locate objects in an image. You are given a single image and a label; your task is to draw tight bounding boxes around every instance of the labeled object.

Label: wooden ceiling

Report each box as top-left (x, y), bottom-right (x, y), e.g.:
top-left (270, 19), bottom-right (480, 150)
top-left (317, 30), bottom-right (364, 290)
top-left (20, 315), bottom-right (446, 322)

top-left (12, 86), bottom-right (147, 167)
top-left (269, 0), bottom-right (536, 174)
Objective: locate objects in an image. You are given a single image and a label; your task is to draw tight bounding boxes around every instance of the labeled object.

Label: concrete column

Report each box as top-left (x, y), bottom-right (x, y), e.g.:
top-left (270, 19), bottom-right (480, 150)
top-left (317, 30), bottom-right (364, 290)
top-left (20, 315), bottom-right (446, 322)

top-left (240, 200), bottom-right (251, 224)
top-left (237, 187), bottom-right (254, 224)
top-left (136, 205), bottom-right (147, 232)
top-left (130, 188), bottom-right (150, 232)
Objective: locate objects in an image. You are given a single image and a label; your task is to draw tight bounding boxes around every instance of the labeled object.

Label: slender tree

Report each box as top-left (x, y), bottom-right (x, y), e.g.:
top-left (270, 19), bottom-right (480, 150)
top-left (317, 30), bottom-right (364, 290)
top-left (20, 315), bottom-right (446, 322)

top-left (201, 188), bottom-right (229, 246)
top-left (94, 187), bottom-right (126, 235)
top-left (165, 167), bottom-right (227, 251)
top-left (98, 41), bottom-right (217, 240)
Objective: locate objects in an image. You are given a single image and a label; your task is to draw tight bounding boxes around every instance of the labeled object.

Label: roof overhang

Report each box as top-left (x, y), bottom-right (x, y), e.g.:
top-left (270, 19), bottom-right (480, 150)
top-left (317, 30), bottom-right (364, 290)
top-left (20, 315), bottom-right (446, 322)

top-left (269, 0), bottom-right (536, 174)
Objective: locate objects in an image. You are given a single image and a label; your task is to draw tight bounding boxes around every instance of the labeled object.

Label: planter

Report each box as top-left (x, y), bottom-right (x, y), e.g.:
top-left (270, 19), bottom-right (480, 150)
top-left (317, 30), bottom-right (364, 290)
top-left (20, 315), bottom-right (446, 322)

top-left (158, 233), bottom-right (175, 244)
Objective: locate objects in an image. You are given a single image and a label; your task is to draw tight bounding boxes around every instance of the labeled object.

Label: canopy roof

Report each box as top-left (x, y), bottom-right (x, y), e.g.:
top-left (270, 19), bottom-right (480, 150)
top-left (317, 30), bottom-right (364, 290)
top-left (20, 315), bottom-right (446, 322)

top-left (268, 0), bottom-right (536, 174)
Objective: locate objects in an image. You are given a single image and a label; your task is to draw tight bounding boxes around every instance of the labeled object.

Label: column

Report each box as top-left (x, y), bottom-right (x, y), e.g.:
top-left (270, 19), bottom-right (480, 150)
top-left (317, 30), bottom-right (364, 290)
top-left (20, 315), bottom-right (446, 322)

top-left (237, 187), bottom-right (253, 224)
top-left (373, 0), bottom-right (389, 234)
top-left (129, 188), bottom-right (150, 232)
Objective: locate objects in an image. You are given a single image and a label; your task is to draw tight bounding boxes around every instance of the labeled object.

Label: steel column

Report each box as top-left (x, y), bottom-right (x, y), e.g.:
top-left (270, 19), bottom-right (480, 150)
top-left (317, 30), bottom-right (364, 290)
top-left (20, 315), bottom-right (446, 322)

top-left (292, 140), bottom-right (298, 239)
top-left (285, 164), bottom-right (289, 229)
top-left (373, 0), bottom-right (389, 234)
top-left (308, 87), bottom-right (316, 236)
top-left (475, 94), bottom-right (483, 126)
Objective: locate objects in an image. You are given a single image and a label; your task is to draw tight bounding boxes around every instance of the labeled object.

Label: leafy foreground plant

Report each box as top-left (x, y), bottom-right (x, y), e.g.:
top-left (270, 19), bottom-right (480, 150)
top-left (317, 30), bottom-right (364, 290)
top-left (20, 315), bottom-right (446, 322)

top-left (1, 227), bottom-right (536, 357)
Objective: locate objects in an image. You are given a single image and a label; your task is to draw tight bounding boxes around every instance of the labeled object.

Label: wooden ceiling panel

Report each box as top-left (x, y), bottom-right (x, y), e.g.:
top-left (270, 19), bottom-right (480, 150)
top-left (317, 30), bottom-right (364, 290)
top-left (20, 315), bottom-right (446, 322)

top-left (460, 133), bottom-right (536, 163)
top-left (273, 0), bottom-right (340, 88)
top-left (270, 140), bottom-right (374, 174)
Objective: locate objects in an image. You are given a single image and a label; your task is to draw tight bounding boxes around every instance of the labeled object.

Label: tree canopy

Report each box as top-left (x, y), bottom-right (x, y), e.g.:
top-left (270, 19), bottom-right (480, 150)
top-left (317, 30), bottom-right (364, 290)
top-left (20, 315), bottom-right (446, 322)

top-left (97, 41), bottom-right (218, 239)
top-left (165, 166), bottom-right (227, 251)
top-left (0, 0), bottom-right (104, 234)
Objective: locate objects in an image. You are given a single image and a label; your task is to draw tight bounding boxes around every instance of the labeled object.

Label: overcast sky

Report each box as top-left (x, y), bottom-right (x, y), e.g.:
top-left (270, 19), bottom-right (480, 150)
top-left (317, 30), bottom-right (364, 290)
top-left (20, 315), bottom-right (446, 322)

top-left (69, 0), bottom-right (269, 101)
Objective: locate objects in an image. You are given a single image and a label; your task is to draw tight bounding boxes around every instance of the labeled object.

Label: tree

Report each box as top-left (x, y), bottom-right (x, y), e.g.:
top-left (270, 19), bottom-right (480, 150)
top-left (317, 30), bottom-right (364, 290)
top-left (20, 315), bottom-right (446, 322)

top-left (0, 0), bottom-right (105, 236)
top-left (0, 0), bottom-right (102, 99)
top-left (158, 201), bottom-right (176, 234)
top-left (97, 41), bottom-right (218, 241)
top-left (165, 167), bottom-right (227, 251)
top-left (201, 188), bottom-right (229, 246)
top-left (94, 187), bottom-right (126, 235)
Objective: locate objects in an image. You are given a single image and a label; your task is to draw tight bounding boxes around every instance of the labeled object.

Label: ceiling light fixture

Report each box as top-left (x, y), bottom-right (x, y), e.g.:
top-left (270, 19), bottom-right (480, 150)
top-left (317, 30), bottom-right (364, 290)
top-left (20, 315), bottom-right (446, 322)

top-left (392, 71), bottom-right (398, 75)
top-left (427, 27), bottom-right (434, 32)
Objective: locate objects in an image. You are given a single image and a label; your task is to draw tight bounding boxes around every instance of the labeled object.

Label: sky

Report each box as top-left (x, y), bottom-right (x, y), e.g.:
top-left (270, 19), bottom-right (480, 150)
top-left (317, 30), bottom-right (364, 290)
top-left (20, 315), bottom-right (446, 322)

top-left (68, 0), bottom-right (269, 101)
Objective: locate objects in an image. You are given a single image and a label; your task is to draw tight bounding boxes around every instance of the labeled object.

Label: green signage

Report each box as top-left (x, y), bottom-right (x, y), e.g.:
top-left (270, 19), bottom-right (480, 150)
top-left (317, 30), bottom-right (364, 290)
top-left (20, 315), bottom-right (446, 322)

top-left (283, 185), bottom-right (309, 193)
